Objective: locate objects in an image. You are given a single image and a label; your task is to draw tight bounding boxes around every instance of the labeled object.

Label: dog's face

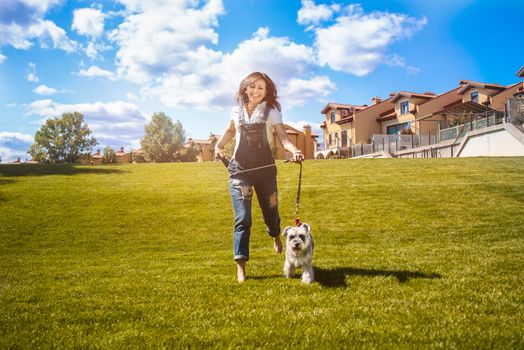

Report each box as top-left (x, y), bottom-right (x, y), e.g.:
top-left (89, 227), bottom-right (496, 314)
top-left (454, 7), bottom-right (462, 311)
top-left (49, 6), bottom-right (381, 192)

top-left (283, 223), bottom-right (312, 256)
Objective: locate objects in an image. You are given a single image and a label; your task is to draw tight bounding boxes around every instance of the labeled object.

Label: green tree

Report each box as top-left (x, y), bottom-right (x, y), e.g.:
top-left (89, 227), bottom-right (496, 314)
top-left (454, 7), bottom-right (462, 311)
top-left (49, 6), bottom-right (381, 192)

top-left (174, 142), bottom-right (201, 162)
top-left (102, 146), bottom-right (117, 164)
top-left (28, 112), bottom-right (97, 163)
top-left (132, 151), bottom-right (146, 163)
top-left (140, 112), bottom-right (185, 162)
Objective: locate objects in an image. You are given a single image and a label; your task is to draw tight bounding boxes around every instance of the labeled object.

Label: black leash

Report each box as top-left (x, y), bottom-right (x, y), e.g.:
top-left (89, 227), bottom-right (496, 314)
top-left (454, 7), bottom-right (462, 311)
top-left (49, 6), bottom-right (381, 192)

top-left (294, 161), bottom-right (303, 226)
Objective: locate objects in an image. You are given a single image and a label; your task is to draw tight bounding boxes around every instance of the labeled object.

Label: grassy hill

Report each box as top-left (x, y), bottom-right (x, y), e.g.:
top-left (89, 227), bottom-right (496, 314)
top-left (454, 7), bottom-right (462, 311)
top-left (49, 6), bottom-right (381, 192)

top-left (1, 158), bottom-right (523, 348)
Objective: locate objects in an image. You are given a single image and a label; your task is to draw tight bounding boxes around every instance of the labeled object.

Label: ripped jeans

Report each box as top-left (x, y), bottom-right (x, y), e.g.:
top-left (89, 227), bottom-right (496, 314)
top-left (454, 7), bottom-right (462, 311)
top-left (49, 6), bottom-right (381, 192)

top-left (229, 171), bottom-right (281, 261)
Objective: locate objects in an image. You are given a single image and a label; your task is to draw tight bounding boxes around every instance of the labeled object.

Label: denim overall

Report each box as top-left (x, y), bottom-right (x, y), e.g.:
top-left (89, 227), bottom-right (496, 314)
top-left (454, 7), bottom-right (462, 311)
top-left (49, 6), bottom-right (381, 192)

top-left (228, 105), bottom-right (280, 261)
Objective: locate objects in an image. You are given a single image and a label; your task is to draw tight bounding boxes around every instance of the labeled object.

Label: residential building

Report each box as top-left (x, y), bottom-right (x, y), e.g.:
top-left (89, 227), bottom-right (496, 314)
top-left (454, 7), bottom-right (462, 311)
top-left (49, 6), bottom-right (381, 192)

top-left (318, 70), bottom-right (524, 158)
top-left (416, 81), bottom-right (516, 141)
top-left (337, 97), bottom-right (387, 145)
top-left (273, 124), bottom-right (318, 160)
top-left (184, 135), bottom-right (219, 162)
top-left (381, 91), bottom-right (437, 135)
top-left (320, 103), bottom-right (367, 150)
top-left (91, 149), bottom-right (103, 165)
top-left (115, 147), bottom-right (131, 163)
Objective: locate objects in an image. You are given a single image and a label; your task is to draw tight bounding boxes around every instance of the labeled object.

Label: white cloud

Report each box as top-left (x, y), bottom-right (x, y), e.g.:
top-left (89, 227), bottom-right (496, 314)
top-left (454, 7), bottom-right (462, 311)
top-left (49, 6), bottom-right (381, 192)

top-left (0, 52), bottom-right (6, 63)
top-left (33, 84), bottom-right (58, 95)
top-left (27, 99), bottom-right (148, 149)
top-left (72, 8), bottom-right (105, 38)
top-left (281, 76), bottom-right (336, 108)
top-left (111, 0), bottom-right (225, 83)
top-left (142, 27), bottom-right (333, 110)
top-left (78, 65), bottom-right (115, 79)
top-left (76, 0), bottom-right (337, 111)
top-left (385, 53), bottom-right (420, 75)
top-left (26, 62), bottom-right (39, 82)
top-left (30, 20), bottom-right (78, 52)
top-left (285, 120), bottom-right (323, 137)
top-left (0, 132), bottom-right (34, 162)
top-left (0, 0), bottom-right (77, 53)
top-left (300, 2), bottom-right (426, 76)
top-left (297, 0), bottom-right (338, 26)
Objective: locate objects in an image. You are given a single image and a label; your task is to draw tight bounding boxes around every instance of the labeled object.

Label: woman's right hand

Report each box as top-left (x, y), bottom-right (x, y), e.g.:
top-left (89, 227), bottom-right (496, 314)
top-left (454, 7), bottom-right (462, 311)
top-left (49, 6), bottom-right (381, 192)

top-left (214, 146), bottom-right (225, 161)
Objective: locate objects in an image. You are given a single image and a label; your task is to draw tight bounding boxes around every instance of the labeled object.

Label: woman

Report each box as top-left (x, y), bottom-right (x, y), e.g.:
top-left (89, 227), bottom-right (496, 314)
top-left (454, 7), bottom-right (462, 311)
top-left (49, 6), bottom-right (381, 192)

top-left (214, 72), bottom-right (305, 283)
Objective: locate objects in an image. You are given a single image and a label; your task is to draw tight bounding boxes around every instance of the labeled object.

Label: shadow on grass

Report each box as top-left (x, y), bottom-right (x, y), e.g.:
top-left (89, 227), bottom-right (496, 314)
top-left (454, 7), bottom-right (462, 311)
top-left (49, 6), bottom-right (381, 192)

top-left (248, 274), bottom-right (282, 281)
top-left (0, 164), bottom-right (127, 177)
top-left (315, 267), bottom-right (442, 288)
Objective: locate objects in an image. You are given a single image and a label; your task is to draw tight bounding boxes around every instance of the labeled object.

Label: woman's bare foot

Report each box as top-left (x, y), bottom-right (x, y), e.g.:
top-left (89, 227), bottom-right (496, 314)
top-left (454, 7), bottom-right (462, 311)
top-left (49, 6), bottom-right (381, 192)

top-left (273, 236), bottom-right (283, 254)
top-left (236, 260), bottom-right (246, 283)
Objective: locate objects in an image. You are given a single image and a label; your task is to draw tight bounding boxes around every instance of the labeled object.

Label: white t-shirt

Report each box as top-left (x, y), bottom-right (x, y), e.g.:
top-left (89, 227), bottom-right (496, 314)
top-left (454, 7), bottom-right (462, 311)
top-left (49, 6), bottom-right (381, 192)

top-left (230, 101), bottom-right (283, 158)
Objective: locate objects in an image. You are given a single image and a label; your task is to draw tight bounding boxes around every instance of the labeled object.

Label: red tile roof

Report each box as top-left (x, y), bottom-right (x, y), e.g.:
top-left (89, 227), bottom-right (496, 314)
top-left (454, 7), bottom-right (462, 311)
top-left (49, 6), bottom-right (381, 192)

top-left (390, 91), bottom-right (437, 103)
top-left (353, 97), bottom-right (394, 114)
top-left (376, 108), bottom-right (396, 122)
top-left (320, 103), bottom-right (366, 114)
top-left (517, 66), bottom-right (524, 78)
top-left (336, 116), bottom-right (354, 124)
top-left (457, 81), bottom-right (506, 94)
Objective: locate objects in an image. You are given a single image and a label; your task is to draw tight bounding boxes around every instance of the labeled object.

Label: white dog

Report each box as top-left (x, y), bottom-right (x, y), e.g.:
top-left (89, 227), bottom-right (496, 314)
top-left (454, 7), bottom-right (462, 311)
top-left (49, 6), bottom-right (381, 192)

top-left (283, 223), bottom-right (314, 284)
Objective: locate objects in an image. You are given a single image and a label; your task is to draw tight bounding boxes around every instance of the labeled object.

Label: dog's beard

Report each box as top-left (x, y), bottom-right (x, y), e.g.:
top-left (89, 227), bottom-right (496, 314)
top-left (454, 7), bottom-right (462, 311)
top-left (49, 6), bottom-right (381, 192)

top-left (286, 237), bottom-right (311, 256)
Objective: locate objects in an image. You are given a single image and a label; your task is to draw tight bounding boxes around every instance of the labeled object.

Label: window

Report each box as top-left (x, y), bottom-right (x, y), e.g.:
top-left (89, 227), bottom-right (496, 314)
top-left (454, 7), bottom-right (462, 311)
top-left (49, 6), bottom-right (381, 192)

top-left (387, 123), bottom-right (409, 135)
top-left (400, 101), bottom-right (409, 115)
top-left (471, 91), bottom-right (479, 103)
top-left (341, 109), bottom-right (348, 117)
top-left (341, 130), bottom-right (347, 147)
top-left (330, 112), bottom-right (336, 123)
top-left (328, 133), bottom-right (332, 145)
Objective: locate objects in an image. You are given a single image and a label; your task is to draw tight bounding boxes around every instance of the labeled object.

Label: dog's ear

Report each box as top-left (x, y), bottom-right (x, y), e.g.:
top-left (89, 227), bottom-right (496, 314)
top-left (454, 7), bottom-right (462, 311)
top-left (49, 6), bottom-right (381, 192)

top-left (301, 223), bottom-right (311, 233)
top-left (282, 226), bottom-right (292, 237)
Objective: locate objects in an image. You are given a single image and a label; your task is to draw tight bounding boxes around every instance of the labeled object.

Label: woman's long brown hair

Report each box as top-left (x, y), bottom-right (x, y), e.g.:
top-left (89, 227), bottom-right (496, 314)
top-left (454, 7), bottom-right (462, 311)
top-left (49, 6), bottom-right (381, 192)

top-left (236, 72), bottom-right (281, 112)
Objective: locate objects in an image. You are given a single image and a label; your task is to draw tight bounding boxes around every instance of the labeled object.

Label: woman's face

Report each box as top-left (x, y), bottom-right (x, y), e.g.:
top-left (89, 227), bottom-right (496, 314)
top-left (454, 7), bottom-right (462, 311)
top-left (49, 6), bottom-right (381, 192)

top-left (246, 78), bottom-right (267, 106)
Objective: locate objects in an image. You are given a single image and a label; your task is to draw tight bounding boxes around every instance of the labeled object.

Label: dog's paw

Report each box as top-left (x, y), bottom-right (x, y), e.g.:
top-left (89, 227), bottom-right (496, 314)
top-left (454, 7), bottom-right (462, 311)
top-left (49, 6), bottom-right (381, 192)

top-left (301, 268), bottom-right (314, 284)
top-left (301, 276), bottom-right (313, 284)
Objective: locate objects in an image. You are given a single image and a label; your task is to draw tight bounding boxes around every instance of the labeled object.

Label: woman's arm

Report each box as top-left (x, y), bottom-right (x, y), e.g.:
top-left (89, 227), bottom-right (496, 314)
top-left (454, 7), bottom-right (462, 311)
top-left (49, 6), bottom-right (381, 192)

top-left (214, 120), bottom-right (236, 160)
top-left (273, 123), bottom-right (304, 162)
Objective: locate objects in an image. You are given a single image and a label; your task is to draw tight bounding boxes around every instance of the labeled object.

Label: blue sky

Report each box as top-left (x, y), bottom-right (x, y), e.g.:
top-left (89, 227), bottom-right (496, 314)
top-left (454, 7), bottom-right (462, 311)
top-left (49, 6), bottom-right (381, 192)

top-left (1, 0), bottom-right (523, 162)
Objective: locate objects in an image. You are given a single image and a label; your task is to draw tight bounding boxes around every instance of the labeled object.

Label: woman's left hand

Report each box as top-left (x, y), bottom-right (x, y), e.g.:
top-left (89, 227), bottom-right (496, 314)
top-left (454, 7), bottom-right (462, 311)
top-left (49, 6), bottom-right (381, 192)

top-left (292, 150), bottom-right (304, 163)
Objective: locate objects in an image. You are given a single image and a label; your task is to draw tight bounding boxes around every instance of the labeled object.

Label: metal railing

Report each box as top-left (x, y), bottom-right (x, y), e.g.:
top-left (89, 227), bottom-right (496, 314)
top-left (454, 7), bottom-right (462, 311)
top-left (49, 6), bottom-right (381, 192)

top-left (352, 133), bottom-right (438, 157)
top-left (439, 114), bottom-right (499, 142)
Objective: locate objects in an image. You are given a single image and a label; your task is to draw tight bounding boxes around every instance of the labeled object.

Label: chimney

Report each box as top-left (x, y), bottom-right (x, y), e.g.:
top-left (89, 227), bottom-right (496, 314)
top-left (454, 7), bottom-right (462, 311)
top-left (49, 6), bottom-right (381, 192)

top-left (389, 92), bottom-right (396, 97)
top-left (96, 149), bottom-right (100, 155)
top-left (459, 80), bottom-right (469, 85)
top-left (303, 125), bottom-right (312, 159)
top-left (424, 91), bottom-right (436, 96)
top-left (120, 147), bottom-right (124, 153)
top-left (371, 96), bottom-right (382, 105)
top-left (303, 124), bottom-right (311, 134)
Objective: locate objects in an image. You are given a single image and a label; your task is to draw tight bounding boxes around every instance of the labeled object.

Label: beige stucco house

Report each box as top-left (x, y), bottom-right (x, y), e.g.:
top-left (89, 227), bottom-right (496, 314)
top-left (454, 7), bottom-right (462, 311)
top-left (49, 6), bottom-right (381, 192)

top-left (381, 91), bottom-right (437, 135)
top-left (115, 147), bottom-right (131, 163)
top-left (185, 135), bottom-right (219, 162)
top-left (317, 70), bottom-right (524, 158)
top-left (320, 103), bottom-right (367, 149)
top-left (273, 124), bottom-right (318, 160)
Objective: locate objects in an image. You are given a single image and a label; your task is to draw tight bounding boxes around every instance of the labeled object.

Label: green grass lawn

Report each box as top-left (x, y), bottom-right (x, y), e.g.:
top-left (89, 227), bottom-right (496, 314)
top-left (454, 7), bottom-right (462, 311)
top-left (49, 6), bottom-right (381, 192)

top-left (1, 158), bottom-right (523, 349)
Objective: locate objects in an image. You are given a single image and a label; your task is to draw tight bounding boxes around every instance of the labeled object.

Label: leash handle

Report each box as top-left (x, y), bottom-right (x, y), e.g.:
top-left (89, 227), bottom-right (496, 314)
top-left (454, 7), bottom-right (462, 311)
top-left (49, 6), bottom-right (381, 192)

top-left (220, 155), bottom-right (230, 168)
